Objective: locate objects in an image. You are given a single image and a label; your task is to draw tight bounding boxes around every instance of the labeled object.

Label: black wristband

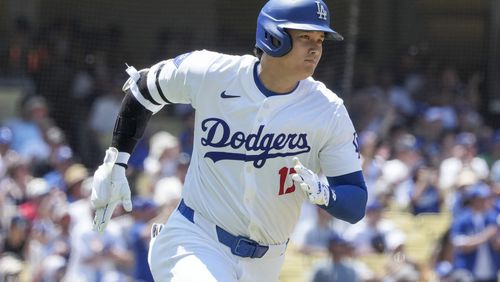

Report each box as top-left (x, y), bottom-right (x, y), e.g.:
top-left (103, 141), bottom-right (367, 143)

top-left (115, 163), bottom-right (128, 169)
top-left (111, 92), bottom-right (153, 153)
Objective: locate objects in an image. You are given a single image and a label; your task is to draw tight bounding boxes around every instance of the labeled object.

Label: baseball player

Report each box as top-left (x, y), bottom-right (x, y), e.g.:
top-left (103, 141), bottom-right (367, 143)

top-left (91, 0), bottom-right (368, 281)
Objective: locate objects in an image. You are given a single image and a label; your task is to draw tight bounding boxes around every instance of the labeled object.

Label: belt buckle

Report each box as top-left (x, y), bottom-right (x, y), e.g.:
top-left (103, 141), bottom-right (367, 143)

top-left (232, 236), bottom-right (257, 258)
top-left (231, 236), bottom-right (268, 258)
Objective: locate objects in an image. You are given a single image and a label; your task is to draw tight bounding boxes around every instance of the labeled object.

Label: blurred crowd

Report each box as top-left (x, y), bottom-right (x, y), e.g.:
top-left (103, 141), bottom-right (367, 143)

top-left (0, 16), bottom-right (499, 282)
top-left (292, 52), bottom-right (500, 282)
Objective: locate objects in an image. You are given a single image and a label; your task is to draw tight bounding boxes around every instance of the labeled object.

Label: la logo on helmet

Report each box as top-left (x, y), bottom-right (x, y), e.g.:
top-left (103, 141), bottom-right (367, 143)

top-left (315, 1), bottom-right (328, 20)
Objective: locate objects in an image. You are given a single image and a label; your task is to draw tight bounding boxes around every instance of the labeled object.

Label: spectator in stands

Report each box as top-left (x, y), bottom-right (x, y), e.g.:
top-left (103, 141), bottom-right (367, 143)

top-left (129, 197), bottom-right (158, 282)
top-left (62, 163), bottom-right (88, 203)
top-left (409, 165), bottom-right (443, 215)
top-left (448, 168), bottom-right (480, 215)
top-left (143, 131), bottom-right (181, 180)
top-left (0, 126), bottom-right (13, 177)
top-left (310, 233), bottom-right (360, 282)
top-left (31, 209), bottom-right (72, 281)
top-left (23, 178), bottom-right (65, 279)
top-left (439, 132), bottom-right (489, 192)
top-left (0, 154), bottom-right (31, 206)
top-left (489, 130), bottom-right (500, 186)
top-left (24, 178), bottom-right (61, 220)
top-left (376, 133), bottom-right (422, 209)
top-left (0, 253), bottom-right (24, 282)
top-left (431, 229), bottom-right (455, 279)
top-left (64, 177), bottom-right (95, 282)
top-left (350, 84), bottom-right (398, 140)
top-left (43, 145), bottom-right (75, 191)
top-left (88, 78), bottom-right (123, 151)
top-left (450, 183), bottom-right (499, 282)
top-left (65, 213), bottom-right (133, 282)
top-left (153, 152), bottom-right (187, 211)
top-left (376, 68), bottom-right (416, 119)
top-left (359, 131), bottom-right (389, 205)
top-left (4, 95), bottom-right (52, 162)
top-left (0, 215), bottom-right (30, 260)
top-left (296, 206), bottom-right (335, 255)
top-left (414, 108), bottom-right (447, 166)
top-left (40, 254), bottom-right (68, 282)
top-left (384, 230), bottom-right (422, 282)
top-left (344, 201), bottom-right (401, 255)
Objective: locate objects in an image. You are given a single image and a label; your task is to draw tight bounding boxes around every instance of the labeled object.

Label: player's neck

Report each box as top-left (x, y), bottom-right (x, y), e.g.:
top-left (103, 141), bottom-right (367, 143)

top-left (259, 59), bottom-right (301, 94)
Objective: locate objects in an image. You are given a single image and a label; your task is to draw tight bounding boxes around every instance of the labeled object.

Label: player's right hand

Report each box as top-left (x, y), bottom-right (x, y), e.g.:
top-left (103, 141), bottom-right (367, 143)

top-left (91, 147), bottom-right (132, 233)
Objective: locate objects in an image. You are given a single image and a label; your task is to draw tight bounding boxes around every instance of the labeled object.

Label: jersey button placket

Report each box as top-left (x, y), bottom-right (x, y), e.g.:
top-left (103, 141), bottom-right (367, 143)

top-left (256, 100), bottom-right (270, 125)
top-left (243, 164), bottom-right (253, 205)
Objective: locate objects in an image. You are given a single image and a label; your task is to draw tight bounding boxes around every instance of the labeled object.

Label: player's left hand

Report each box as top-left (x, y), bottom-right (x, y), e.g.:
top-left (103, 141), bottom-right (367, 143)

top-left (291, 157), bottom-right (334, 206)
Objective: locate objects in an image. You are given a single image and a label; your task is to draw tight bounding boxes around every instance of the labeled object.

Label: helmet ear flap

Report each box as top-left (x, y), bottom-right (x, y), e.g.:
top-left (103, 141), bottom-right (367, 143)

top-left (256, 21), bottom-right (292, 57)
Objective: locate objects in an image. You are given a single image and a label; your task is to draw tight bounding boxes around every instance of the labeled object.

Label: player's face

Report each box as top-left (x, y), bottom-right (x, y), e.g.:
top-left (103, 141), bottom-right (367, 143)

top-left (283, 29), bottom-right (324, 79)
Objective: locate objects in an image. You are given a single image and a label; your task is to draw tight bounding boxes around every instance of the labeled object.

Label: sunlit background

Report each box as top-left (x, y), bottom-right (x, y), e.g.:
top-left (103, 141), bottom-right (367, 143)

top-left (0, 0), bottom-right (499, 281)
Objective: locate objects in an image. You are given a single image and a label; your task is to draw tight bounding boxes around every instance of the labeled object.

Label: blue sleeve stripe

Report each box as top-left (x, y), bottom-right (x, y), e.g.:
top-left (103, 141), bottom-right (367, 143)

top-left (173, 52), bottom-right (193, 68)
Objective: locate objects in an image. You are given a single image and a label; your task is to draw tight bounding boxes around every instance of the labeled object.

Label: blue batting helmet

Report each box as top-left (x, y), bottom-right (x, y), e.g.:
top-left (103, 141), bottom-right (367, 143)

top-left (256, 0), bottom-right (343, 57)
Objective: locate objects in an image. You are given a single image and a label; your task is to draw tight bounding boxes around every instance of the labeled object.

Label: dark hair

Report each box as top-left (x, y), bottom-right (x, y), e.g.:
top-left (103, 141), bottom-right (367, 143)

top-left (253, 47), bottom-right (263, 60)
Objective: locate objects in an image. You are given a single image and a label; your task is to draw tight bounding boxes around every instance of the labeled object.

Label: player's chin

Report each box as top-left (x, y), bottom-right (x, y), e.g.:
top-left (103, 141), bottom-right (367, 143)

top-left (300, 64), bottom-right (317, 78)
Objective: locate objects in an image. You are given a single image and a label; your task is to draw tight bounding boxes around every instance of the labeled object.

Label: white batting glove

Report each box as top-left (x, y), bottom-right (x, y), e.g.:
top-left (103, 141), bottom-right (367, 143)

top-left (91, 147), bottom-right (132, 233)
top-left (291, 157), bottom-right (335, 206)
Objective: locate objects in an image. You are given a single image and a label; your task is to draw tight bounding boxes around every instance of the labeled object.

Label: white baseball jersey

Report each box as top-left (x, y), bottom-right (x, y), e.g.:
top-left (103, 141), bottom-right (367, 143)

top-left (128, 50), bottom-right (361, 245)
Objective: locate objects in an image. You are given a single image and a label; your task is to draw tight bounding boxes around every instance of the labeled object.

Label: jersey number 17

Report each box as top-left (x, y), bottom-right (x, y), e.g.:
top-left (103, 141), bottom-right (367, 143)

top-left (278, 167), bottom-right (296, 195)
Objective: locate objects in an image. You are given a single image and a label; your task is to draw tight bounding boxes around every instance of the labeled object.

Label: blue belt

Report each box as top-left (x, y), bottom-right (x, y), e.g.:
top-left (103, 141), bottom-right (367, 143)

top-left (178, 199), bottom-right (269, 258)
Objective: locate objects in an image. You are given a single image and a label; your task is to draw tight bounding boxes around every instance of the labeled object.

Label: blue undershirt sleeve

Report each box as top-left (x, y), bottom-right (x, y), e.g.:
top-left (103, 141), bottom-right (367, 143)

top-left (321, 171), bottom-right (368, 224)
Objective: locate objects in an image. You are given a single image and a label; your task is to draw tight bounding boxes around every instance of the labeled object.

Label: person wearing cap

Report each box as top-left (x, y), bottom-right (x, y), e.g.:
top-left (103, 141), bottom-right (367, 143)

top-left (309, 232), bottom-right (360, 282)
top-left (90, 1), bottom-right (369, 280)
top-left (43, 145), bottom-right (75, 191)
top-left (448, 168), bottom-right (480, 215)
top-left (450, 183), bottom-right (499, 282)
top-left (63, 163), bottom-right (88, 203)
top-left (439, 132), bottom-right (489, 192)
